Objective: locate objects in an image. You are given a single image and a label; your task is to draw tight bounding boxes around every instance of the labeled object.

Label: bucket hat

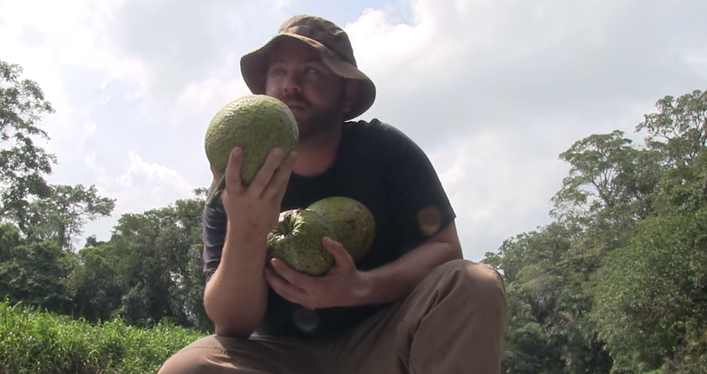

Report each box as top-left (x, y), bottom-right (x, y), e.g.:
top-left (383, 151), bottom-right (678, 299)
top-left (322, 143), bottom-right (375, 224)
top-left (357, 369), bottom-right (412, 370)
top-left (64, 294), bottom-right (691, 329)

top-left (240, 14), bottom-right (376, 120)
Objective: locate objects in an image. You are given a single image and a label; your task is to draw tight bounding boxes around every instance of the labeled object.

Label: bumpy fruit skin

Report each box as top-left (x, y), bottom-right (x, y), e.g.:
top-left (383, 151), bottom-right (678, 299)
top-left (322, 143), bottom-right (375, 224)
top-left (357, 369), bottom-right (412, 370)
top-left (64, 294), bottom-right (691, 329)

top-left (267, 209), bottom-right (336, 276)
top-left (204, 94), bottom-right (299, 184)
top-left (306, 196), bottom-right (376, 262)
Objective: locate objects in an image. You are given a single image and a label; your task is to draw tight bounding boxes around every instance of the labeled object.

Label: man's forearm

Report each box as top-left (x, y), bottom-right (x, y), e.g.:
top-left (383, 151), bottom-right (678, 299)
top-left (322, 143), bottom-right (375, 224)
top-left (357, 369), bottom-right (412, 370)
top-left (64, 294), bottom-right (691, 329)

top-left (203, 225), bottom-right (270, 338)
top-left (358, 224), bottom-right (462, 305)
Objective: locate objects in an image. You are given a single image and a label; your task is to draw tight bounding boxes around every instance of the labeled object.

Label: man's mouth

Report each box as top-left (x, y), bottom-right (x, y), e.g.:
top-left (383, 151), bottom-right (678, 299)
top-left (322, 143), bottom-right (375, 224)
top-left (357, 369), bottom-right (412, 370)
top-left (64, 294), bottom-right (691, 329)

top-left (285, 102), bottom-right (306, 110)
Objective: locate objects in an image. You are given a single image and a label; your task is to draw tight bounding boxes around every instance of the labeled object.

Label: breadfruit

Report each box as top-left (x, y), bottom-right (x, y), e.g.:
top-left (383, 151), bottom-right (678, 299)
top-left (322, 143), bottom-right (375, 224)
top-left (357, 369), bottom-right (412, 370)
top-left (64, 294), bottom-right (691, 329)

top-left (204, 94), bottom-right (299, 208)
top-left (267, 208), bottom-right (336, 276)
top-left (306, 196), bottom-right (375, 262)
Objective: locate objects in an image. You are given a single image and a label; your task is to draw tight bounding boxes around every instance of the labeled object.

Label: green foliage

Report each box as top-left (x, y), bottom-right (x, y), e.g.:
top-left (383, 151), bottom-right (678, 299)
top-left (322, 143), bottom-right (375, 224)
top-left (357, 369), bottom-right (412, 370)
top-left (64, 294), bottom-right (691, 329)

top-left (25, 184), bottom-right (116, 251)
top-left (0, 301), bottom-right (203, 374)
top-left (0, 228), bottom-right (76, 315)
top-left (0, 60), bottom-right (57, 230)
top-left (636, 89), bottom-right (707, 166)
top-left (63, 190), bottom-right (211, 332)
top-left (486, 89), bottom-right (707, 374)
top-left (590, 207), bottom-right (707, 373)
top-left (0, 59), bottom-right (214, 371)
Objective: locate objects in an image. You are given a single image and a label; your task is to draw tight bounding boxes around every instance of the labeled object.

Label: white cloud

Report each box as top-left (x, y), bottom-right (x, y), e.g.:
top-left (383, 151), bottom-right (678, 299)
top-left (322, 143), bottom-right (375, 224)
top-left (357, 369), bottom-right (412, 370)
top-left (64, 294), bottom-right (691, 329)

top-left (342, 0), bottom-right (707, 259)
top-left (347, 0), bottom-right (707, 138)
top-left (98, 151), bottom-right (193, 209)
top-left (427, 126), bottom-right (568, 257)
top-left (2, 0), bottom-right (706, 261)
top-left (175, 76), bottom-right (249, 117)
top-left (81, 150), bottom-right (195, 242)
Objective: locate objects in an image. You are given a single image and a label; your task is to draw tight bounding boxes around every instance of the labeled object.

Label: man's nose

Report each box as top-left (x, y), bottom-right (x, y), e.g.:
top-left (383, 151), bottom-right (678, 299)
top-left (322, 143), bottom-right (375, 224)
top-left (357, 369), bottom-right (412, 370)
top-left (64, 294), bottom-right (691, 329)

top-left (281, 71), bottom-right (302, 93)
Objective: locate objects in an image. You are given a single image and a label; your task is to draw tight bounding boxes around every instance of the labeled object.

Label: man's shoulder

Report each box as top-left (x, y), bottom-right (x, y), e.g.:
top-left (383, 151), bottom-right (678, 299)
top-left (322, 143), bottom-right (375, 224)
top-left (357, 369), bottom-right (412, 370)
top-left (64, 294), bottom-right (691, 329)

top-left (345, 117), bottom-right (398, 132)
top-left (344, 118), bottom-right (415, 145)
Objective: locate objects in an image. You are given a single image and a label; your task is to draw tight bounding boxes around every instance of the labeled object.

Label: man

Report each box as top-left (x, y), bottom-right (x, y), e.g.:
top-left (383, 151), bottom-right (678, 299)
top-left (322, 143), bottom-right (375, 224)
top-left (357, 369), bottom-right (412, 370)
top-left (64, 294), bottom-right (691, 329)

top-left (158, 14), bottom-right (508, 374)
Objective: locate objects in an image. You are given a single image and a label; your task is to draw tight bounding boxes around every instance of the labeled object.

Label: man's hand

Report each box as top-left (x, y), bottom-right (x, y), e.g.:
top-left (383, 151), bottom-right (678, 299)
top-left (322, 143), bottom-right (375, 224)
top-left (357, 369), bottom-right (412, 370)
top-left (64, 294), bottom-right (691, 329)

top-left (263, 237), bottom-right (373, 310)
top-left (220, 146), bottom-right (296, 239)
top-left (204, 147), bottom-right (297, 338)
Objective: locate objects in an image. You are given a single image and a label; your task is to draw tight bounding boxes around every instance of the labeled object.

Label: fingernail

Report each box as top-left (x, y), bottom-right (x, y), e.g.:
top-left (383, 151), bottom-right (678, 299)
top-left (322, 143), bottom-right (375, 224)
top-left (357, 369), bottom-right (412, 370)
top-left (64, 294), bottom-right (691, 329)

top-left (232, 147), bottom-right (242, 157)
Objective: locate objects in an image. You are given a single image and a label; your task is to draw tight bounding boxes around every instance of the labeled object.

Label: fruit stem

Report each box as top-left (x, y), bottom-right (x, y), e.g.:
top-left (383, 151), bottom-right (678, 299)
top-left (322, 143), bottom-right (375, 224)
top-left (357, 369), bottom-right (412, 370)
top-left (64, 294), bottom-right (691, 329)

top-left (206, 174), bottom-right (226, 209)
top-left (276, 212), bottom-right (293, 234)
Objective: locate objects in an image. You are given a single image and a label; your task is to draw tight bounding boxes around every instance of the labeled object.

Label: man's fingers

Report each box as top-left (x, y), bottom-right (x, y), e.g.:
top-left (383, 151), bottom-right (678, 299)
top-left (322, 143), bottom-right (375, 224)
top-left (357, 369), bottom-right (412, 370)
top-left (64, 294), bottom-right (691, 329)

top-left (270, 258), bottom-right (316, 289)
top-left (322, 237), bottom-right (354, 269)
top-left (248, 148), bottom-right (286, 195)
top-left (264, 151), bottom-right (297, 201)
top-left (264, 266), bottom-right (310, 306)
top-left (224, 147), bottom-right (244, 194)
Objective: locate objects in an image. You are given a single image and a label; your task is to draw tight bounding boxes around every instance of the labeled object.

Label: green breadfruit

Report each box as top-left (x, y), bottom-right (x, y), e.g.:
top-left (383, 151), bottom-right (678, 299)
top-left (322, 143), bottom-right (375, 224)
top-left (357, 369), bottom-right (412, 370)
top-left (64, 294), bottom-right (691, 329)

top-left (306, 196), bottom-right (376, 262)
top-left (204, 94), bottom-right (299, 208)
top-left (267, 208), bottom-right (336, 276)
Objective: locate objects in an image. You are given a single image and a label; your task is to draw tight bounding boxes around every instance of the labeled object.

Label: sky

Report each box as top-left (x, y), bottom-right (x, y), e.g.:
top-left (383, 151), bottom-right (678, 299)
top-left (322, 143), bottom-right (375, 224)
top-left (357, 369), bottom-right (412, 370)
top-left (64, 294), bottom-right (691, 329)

top-left (1, 0), bottom-right (706, 261)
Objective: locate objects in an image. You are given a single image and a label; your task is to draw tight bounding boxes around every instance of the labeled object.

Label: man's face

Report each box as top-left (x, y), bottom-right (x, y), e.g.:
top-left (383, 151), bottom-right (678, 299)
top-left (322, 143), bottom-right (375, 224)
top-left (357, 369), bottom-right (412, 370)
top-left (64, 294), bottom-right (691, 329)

top-left (264, 38), bottom-right (352, 141)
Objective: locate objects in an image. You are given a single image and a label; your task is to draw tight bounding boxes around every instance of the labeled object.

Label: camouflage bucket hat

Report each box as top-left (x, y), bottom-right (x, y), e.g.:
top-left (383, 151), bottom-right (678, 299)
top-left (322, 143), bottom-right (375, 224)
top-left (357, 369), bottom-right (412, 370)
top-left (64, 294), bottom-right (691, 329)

top-left (240, 14), bottom-right (377, 121)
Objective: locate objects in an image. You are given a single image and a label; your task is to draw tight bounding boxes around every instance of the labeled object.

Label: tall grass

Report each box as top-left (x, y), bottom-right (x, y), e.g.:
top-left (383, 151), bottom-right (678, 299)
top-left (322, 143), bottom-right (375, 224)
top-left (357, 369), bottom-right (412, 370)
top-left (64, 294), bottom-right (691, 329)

top-left (0, 301), bottom-right (205, 374)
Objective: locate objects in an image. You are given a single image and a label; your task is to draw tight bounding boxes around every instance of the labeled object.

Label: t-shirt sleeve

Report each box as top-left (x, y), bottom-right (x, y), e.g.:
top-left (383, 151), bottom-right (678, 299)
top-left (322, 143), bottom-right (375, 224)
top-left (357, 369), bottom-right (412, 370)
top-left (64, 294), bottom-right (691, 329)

top-left (202, 182), bottom-right (228, 285)
top-left (383, 125), bottom-right (457, 253)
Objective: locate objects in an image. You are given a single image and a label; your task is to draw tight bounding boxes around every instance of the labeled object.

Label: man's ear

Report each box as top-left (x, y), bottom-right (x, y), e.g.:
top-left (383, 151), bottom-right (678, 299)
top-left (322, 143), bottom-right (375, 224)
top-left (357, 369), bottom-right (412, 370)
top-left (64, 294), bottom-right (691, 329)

top-left (342, 79), bottom-right (360, 116)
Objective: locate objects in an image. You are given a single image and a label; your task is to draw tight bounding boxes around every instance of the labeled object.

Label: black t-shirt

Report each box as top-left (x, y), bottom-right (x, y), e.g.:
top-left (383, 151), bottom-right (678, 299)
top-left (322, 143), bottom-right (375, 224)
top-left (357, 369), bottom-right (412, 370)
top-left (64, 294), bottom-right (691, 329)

top-left (202, 118), bottom-right (456, 339)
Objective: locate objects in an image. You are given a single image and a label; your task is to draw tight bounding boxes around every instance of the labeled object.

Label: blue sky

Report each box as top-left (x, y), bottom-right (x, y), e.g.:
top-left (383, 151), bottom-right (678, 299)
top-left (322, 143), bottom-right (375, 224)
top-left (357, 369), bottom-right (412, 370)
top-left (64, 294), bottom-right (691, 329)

top-left (2, 0), bottom-right (706, 260)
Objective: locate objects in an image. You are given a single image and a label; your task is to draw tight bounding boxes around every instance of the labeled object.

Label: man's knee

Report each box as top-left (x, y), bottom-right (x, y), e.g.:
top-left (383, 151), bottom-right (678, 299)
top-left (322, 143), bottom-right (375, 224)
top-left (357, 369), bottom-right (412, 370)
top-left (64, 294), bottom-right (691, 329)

top-left (157, 334), bottom-right (315, 374)
top-left (156, 335), bottom-right (250, 374)
top-left (157, 345), bottom-right (219, 374)
top-left (432, 259), bottom-right (507, 305)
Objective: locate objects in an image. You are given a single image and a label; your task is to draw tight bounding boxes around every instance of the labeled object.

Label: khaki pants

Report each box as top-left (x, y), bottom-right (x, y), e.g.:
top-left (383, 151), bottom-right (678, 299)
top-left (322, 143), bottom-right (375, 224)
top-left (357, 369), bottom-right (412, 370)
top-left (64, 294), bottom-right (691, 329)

top-left (157, 259), bottom-right (508, 374)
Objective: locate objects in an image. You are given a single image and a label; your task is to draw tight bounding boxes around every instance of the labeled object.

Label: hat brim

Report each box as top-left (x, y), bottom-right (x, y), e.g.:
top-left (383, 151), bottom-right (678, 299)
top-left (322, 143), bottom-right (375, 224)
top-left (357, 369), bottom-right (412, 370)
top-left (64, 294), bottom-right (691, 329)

top-left (240, 33), bottom-right (376, 121)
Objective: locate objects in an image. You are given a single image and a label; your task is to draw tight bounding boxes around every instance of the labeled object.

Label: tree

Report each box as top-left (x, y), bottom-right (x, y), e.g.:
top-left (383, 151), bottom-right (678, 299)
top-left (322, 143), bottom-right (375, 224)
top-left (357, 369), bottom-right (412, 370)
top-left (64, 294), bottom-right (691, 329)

top-left (485, 222), bottom-right (612, 374)
top-left (0, 231), bottom-right (75, 314)
top-left (67, 189), bottom-right (211, 331)
top-left (590, 203), bottom-right (707, 374)
top-left (551, 130), bottom-right (663, 227)
top-left (485, 89), bottom-right (707, 374)
top-left (24, 184), bottom-right (116, 251)
top-left (637, 89), bottom-right (707, 167)
top-left (0, 60), bottom-right (57, 231)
